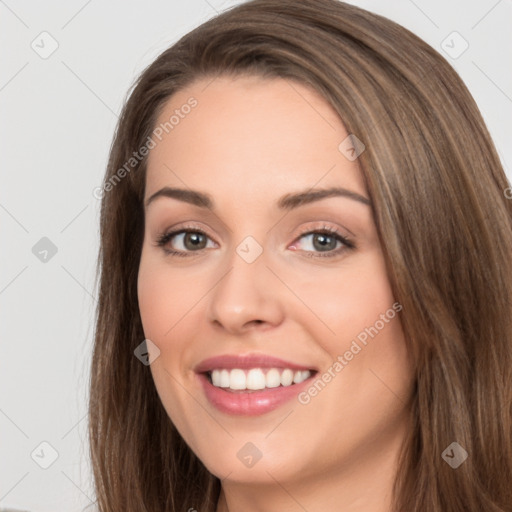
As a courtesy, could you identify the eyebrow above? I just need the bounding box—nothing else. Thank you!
[144,186,371,210]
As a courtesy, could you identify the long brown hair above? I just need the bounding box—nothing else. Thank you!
[88,0,512,510]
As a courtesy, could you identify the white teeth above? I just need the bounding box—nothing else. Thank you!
[246,368,266,390]
[208,367,312,391]
[219,369,230,388]
[211,369,221,387]
[229,369,246,390]
[293,370,310,384]
[212,369,230,387]
[281,368,294,386]
[265,368,281,388]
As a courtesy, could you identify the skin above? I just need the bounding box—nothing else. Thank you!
[137,74,415,511]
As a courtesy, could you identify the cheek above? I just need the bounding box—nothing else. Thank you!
[287,250,398,349]
[137,267,170,341]
[137,251,204,340]
[137,254,203,440]
[137,250,208,393]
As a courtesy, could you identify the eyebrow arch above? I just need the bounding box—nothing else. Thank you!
[144,186,371,210]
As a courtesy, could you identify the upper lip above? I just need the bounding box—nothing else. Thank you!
[194,353,317,373]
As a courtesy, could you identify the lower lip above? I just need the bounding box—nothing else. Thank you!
[197,372,316,416]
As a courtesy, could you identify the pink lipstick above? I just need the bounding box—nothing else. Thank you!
[195,353,317,416]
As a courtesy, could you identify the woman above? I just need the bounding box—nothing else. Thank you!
[88,0,512,510]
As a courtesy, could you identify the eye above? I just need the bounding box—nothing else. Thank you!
[290,225,355,258]
[154,224,355,258]
[154,226,216,257]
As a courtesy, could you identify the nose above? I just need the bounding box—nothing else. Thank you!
[206,246,285,335]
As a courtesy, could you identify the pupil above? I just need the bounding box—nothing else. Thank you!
[314,234,335,251]
[185,232,205,250]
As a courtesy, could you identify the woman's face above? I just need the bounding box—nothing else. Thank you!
[137,75,414,493]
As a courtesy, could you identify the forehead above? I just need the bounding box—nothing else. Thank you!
[145,75,367,205]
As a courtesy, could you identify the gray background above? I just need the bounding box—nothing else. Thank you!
[1,0,511,510]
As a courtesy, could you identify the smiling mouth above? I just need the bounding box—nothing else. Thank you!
[203,367,318,393]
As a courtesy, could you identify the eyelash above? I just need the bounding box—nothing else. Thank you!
[154,224,356,259]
